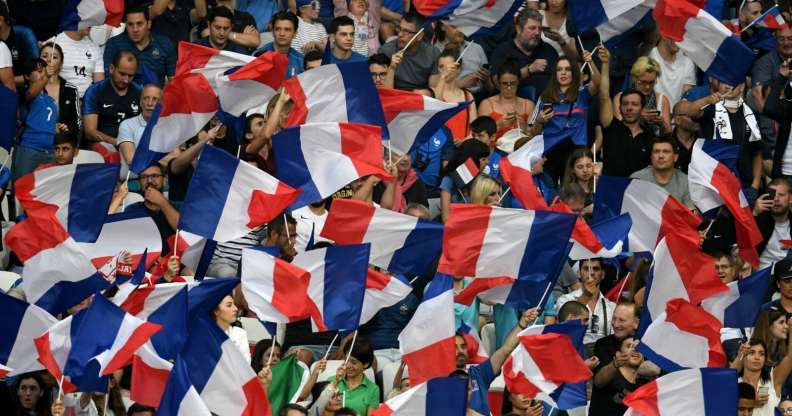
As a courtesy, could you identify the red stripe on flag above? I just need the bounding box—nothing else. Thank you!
[5,215,69,262]
[664,299,727,367]
[653,0,702,42]
[160,73,218,117]
[709,163,762,267]
[438,204,492,277]
[271,260,311,319]
[321,199,376,244]
[453,276,515,305]
[103,0,124,27]
[175,42,219,77]
[499,158,548,210]
[284,78,309,126]
[519,333,592,383]
[102,322,163,375]
[402,336,457,385]
[552,200,602,253]
[664,234,727,304]
[120,286,156,316]
[131,355,171,407]
[366,269,392,290]
[371,404,395,416]
[229,51,289,89]
[378,88,426,123]
[623,380,660,416]
[338,123,393,181]
[657,196,701,247]
[241,376,272,416]
[34,332,77,393]
[247,183,301,228]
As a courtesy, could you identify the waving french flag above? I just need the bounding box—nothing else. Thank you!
[360,269,413,325]
[175,42,253,83]
[16,163,119,242]
[6,216,110,315]
[500,138,549,210]
[653,0,753,86]
[293,244,371,332]
[593,176,701,253]
[371,377,468,416]
[131,342,174,408]
[702,267,772,328]
[417,0,523,37]
[0,293,58,377]
[131,73,218,173]
[283,62,387,133]
[321,199,443,276]
[751,5,789,30]
[458,321,488,364]
[454,275,563,310]
[179,146,300,242]
[60,0,124,31]
[439,204,576,281]
[158,316,270,416]
[116,282,189,360]
[399,274,457,385]
[624,368,737,416]
[216,51,288,116]
[165,231,217,280]
[272,122,392,209]
[639,234,728,336]
[379,88,468,155]
[77,210,162,271]
[689,139,762,267]
[567,0,645,34]
[240,247,311,324]
[597,2,655,46]
[451,158,480,188]
[568,214,632,260]
[637,298,726,372]
[35,295,162,393]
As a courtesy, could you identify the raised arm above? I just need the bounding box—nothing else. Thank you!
[597,46,613,128]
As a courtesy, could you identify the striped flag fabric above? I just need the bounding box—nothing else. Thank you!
[60,0,124,31]
[451,158,480,188]
[623,368,737,416]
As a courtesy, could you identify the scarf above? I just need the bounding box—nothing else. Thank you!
[714,98,760,142]
[393,169,419,213]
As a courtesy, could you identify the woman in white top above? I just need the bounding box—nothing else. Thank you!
[214,294,251,364]
[536,0,578,58]
[732,338,792,416]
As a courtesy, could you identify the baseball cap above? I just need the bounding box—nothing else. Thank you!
[774,258,792,281]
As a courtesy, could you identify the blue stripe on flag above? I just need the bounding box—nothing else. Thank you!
[725,268,771,328]
[322,244,370,330]
[148,287,189,360]
[130,103,166,174]
[702,368,739,415]
[338,62,389,138]
[518,211,577,281]
[0,293,31,361]
[69,163,120,242]
[178,146,238,240]
[707,34,754,87]
[37,273,111,316]
[0,86,16,151]
[426,377,468,413]
[180,316,226,393]
[567,0,609,33]
[387,219,444,276]
[271,126,322,210]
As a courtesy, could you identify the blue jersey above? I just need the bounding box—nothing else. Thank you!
[20,92,57,151]
[411,127,453,189]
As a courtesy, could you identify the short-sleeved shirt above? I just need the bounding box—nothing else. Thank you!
[125,201,176,251]
[435,40,488,93]
[411,127,454,190]
[291,16,327,55]
[630,167,693,208]
[117,114,148,176]
[326,375,380,416]
[0,41,11,68]
[51,32,105,97]
[20,91,58,151]
[379,39,439,91]
[468,359,497,415]
[489,39,558,99]
[601,119,653,177]
[255,43,303,79]
[103,33,176,86]
[83,79,142,138]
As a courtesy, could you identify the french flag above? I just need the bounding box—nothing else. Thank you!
[240,246,312,324]
[16,163,120,242]
[752,5,790,30]
[500,138,549,210]
[624,368,737,416]
[378,88,468,155]
[593,176,701,253]
[158,316,270,416]
[458,321,488,364]
[60,0,124,31]
[597,2,655,47]
[451,158,480,188]
[76,210,162,271]
[175,42,253,87]
[360,269,413,325]
[454,275,564,310]
[438,204,576,281]
[5,215,111,315]
[399,274,457,385]
[216,51,288,117]
[92,142,121,163]
[417,0,523,37]
[272,122,392,209]
[653,0,754,86]
[371,377,468,416]
[0,364,10,378]
[178,145,300,242]
[702,267,772,328]
[283,62,387,133]
[130,73,218,173]
[167,231,217,280]
[567,0,645,34]
[131,342,174,408]
[115,282,189,360]
[637,298,726,372]
[0,293,58,377]
[320,199,444,276]
[568,213,632,260]
[34,295,162,393]
[639,234,728,336]
[688,139,762,267]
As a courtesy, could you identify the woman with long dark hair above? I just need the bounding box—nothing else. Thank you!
[12,372,51,416]
[732,338,792,415]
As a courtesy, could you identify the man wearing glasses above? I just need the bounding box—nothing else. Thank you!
[377,11,439,91]
[556,258,616,346]
[127,164,180,251]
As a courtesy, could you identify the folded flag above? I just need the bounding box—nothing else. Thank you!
[499,137,549,210]
[267,354,310,414]
[321,198,443,276]
[6,215,111,315]
[750,5,789,31]
[702,267,772,328]
[179,145,300,242]
[175,41,253,81]
[283,62,387,134]
[372,377,468,416]
[439,204,576,281]
[35,295,162,393]
[0,86,17,150]
[60,0,124,31]
[272,122,392,209]
[688,139,762,267]
[240,247,311,324]
[653,0,753,86]
[131,342,174,407]
[158,315,271,416]
[639,234,728,336]
[623,368,737,416]
[76,210,162,271]
[0,293,58,376]
[216,51,288,116]
[16,163,120,242]
[360,269,413,325]
[399,274,457,385]
[597,2,655,47]
[130,73,218,173]
[568,213,632,260]
[458,321,488,364]
[378,88,468,155]
[116,281,189,360]
[637,298,726,372]
[593,176,701,253]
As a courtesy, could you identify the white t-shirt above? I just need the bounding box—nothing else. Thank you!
[557,289,616,345]
[291,16,328,55]
[291,205,331,253]
[227,325,251,364]
[649,47,697,110]
[0,41,11,68]
[760,219,791,268]
[50,32,104,97]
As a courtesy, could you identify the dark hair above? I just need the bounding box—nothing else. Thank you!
[125,5,150,20]
[22,58,45,77]
[579,258,603,270]
[54,131,78,148]
[742,339,772,382]
[515,7,543,29]
[252,339,282,373]
[738,382,756,400]
[13,372,51,415]
[541,56,581,104]
[471,116,497,136]
[304,49,323,67]
[40,42,64,62]
[620,88,646,108]
[752,309,788,364]
[559,181,587,204]
[402,10,425,29]
[769,177,792,193]
[279,404,309,416]
[497,59,522,81]
[439,46,460,62]
[142,162,166,175]
[245,113,266,135]
[558,300,588,322]
[270,11,299,31]
[342,336,374,367]
[335,409,357,416]
[442,139,490,177]
[267,212,296,238]
[127,403,156,416]
[651,135,677,154]
[208,6,234,24]
[561,147,594,190]
[711,251,734,264]
[112,49,138,67]
[628,258,652,302]
[330,15,355,34]
[368,52,391,67]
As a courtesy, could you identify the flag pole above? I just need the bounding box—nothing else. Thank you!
[498,187,511,204]
[283,213,291,240]
[343,330,358,366]
[400,28,425,53]
[266,339,277,366]
[322,333,340,362]
[455,41,473,64]
[102,380,110,416]
[173,229,181,257]
[57,375,64,401]
[592,142,597,193]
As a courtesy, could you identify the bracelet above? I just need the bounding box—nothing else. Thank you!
[518,321,527,329]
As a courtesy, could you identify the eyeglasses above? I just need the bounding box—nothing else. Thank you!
[781,408,792,415]
[635,79,656,86]
[399,26,418,36]
[500,81,518,87]
[371,72,387,79]
[139,173,164,181]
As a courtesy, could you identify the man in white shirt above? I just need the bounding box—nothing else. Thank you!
[117,84,162,178]
[49,28,104,97]
[292,198,331,253]
[649,36,696,110]
[556,258,617,346]
[0,40,13,90]
[755,178,792,268]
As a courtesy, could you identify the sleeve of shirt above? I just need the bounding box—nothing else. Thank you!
[19,27,40,64]
[473,360,497,388]
[82,83,99,115]
[0,42,11,68]
[94,43,105,74]
[117,119,134,144]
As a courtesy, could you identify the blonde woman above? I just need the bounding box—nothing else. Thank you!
[612,56,672,136]
[470,174,502,206]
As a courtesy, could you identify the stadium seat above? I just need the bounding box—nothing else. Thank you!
[481,322,496,355]
[74,150,105,164]
[0,270,21,292]
[240,316,272,345]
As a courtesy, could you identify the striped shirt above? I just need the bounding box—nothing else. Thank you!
[50,32,104,97]
[351,13,370,57]
[291,16,327,55]
[210,227,268,266]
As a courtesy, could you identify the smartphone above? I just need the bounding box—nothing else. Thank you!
[769,188,777,200]
[758,386,769,396]
[542,103,553,112]
[482,63,490,70]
